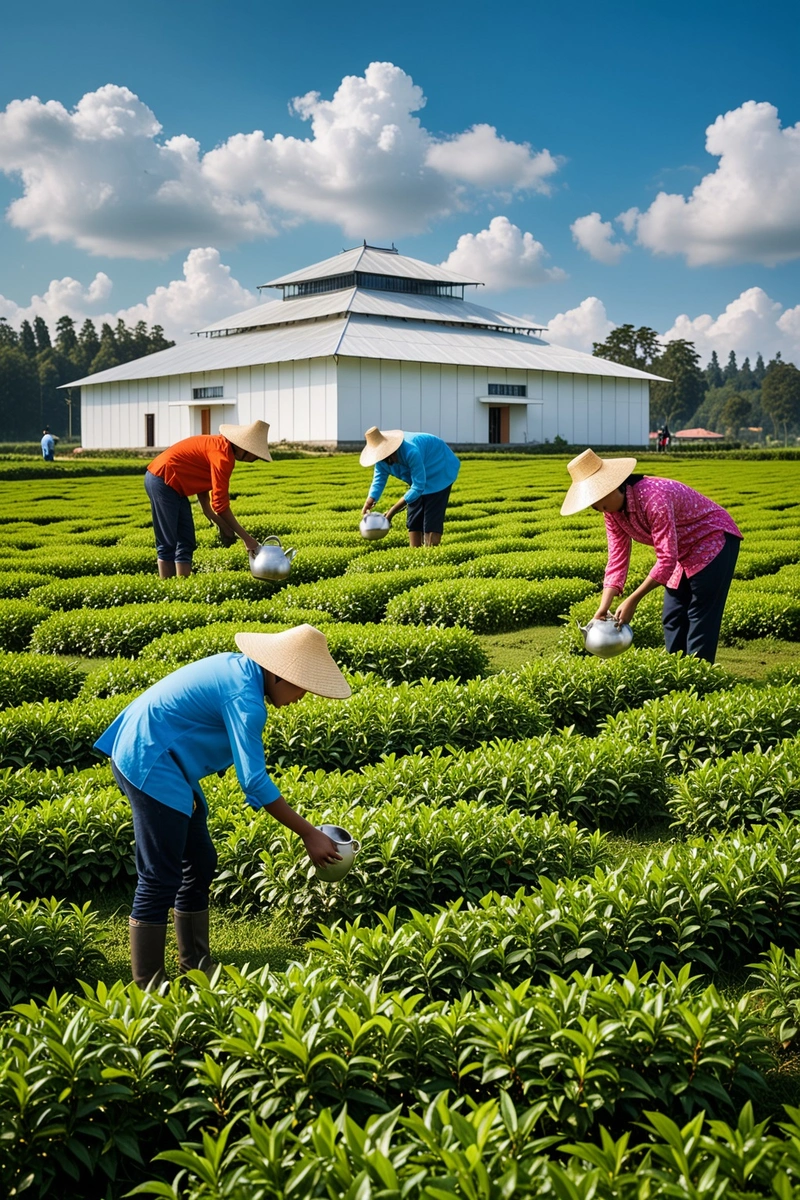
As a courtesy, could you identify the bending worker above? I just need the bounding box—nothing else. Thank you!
[145,419,271,577]
[94,624,351,989]
[560,449,742,662]
[360,426,460,546]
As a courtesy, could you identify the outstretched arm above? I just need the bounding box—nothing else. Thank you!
[263,796,342,868]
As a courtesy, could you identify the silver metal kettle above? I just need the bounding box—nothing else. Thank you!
[577,617,634,659]
[249,536,297,582]
[315,824,361,883]
[359,512,391,540]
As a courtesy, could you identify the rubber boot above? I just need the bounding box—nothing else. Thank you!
[173,908,219,979]
[129,919,169,990]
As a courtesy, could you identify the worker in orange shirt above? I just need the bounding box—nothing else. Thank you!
[145,420,271,577]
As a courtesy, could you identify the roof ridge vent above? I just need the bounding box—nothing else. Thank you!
[362,240,398,253]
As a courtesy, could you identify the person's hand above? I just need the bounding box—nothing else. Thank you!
[242,533,261,555]
[302,828,342,869]
[613,597,638,627]
[361,497,376,516]
[591,609,611,623]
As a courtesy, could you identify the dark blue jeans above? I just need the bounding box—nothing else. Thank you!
[144,469,197,563]
[662,533,741,662]
[112,762,218,923]
[406,485,452,535]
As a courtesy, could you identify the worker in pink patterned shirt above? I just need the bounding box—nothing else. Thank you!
[561,449,743,662]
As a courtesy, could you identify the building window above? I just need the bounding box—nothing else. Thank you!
[280,273,465,300]
[284,274,357,298]
[193,386,224,399]
[488,383,527,397]
[145,413,155,448]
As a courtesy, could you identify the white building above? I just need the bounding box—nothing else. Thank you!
[67,245,663,450]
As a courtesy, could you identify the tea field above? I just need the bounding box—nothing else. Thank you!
[2,451,800,1198]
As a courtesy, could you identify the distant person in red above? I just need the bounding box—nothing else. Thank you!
[145,420,271,578]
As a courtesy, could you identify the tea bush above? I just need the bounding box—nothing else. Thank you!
[460,549,607,581]
[603,684,800,772]
[0,651,84,709]
[345,544,477,572]
[0,763,114,807]
[81,657,175,698]
[13,546,157,577]
[386,576,596,633]
[0,599,52,650]
[29,571,278,610]
[669,737,800,834]
[274,567,461,623]
[0,894,103,1005]
[142,620,489,682]
[0,570,54,598]
[0,693,133,770]
[264,675,548,771]
[313,819,800,997]
[29,601,263,657]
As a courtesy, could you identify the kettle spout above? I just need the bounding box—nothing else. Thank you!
[576,620,590,636]
[285,547,297,563]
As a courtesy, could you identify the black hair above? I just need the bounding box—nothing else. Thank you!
[620,473,645,490]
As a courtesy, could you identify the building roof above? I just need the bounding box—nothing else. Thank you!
[263,244,480,288]
[65,314,667,388]
[675,428,725,439]
[196,287,541,336]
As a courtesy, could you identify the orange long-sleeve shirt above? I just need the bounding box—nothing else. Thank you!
[148,435,235,514]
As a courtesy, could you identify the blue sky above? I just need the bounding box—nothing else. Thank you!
[1,0,798,362]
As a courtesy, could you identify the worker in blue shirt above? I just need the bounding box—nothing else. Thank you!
[40,428,57,461]
[94,624,351,989]
[360,426,460,546]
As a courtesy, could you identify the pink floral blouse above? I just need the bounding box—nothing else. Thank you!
[603,477,743,593]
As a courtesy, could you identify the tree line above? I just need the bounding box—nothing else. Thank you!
[593,326,800,444]
[0,315,173,441]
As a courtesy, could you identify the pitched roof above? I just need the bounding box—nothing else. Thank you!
[65,314,667,388]
[263,244,480,287]
[196,287,540,335]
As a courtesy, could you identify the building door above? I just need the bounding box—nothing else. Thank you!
[145,413,155,448]
[200,407,211,436]
[488,405,510,444]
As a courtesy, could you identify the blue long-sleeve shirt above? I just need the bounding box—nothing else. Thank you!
[94,653,281,816]
[368,432,460,504]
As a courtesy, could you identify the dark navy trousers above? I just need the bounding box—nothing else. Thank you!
[144,469,197,563]
[662,533,741,662]
[112,762,218,923]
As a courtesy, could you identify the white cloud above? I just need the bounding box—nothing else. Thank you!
[628,101,800,266]
[0,248,256,341]
[439,216,566,289]
[0,65,563,257]
[662,286,800,362]
[570,212,629,264]
[426,123,559,193]
[541,296,614,352]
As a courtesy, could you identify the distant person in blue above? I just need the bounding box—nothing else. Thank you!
[360,426,461,546]
[94,624,351,990]
[40,428,57,461]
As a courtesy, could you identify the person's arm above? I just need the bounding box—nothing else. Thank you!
[221,693,340,866]
[364,462,390,513]
[613,575,662,626]
[385,497,407,522]
[593,516,631,620]
[216,506,260,555]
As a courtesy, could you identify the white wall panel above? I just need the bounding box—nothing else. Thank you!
[380,360,402,429]
[439,366,458,442]
[541,373,559,442]
[456,366,475,442]
[556,374,575,444]
[420,364,442,437]
[400,360,422,430]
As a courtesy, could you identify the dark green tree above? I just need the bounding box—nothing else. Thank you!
[54,315,79,360]
[0,345,38,438]
[19,320,36,358]
[719,392,751,439]
[147,324,173,354]
[650,339,706,429]
[593,324,661,370]
[723,350,738,382]
[33,315,51,352]
[761,362,800,445]
[77,320,100,374]
[705,350,724,389]
[754,353,766,384]
[89,323,120,374]
[737,357,756,391]
[0,318,18,347]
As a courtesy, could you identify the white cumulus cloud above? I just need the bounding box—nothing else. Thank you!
[570,212,629,264]
[628,100,800,266]
[662,286,800,362]
[0,64,563,257]
[0,248,256,341]
[439,216,566,289]
[541,296,614,351]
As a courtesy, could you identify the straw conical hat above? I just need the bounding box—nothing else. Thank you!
[219,419,272,462]
[560,449,637,516]
[360,426,404,467]
[235,624,351,699]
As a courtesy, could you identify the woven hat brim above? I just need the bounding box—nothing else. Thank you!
[235,630,352,699]
[219,424,272,462]
[560,457,637,516]
[360,429,404,467]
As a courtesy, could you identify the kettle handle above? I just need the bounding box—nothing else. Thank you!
[351,839,361,855]
[261,535,282,548]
